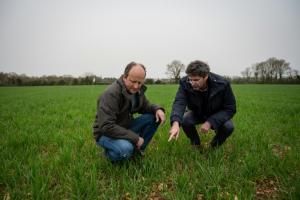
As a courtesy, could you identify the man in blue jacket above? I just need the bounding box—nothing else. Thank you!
[168,60,236,148]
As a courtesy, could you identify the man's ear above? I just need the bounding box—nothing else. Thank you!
[204,75,209,81]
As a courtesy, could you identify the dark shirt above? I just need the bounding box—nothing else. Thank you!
[198,89,209,119]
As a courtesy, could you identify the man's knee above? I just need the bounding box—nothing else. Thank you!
[142,113,156,122]
[182,112,197,127]
[140,113,158,126]
[117,141,134,159]
[221,120,234,135]
[107,140,134,161]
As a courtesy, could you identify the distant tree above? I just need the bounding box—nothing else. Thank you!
[61,75,74,85]
[81,72,96,85]
[165,60,185,83]
[254,62,266,82]
[72,78,79,85]
[0,72,8,86]
[242,57,297,83]
[286,67,294,79]
[277,60,290,80]
[241,67,251,80]
[264,57,289,80]
[294,70,300,80]
[101,77,116,84]
[145,78,154,84]
[154,79,162,84]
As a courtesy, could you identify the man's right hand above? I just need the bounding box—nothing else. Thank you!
[200,121,211,133]
[136,137,144,149]
[168,121,180,142]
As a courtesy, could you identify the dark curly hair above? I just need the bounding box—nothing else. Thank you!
[185,60,210,77]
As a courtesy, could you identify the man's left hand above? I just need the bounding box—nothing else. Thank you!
[155,109,166,125]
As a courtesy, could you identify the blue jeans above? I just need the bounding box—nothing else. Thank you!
[97,114,159,161]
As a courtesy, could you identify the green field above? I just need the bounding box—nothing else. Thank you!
[0,85,299,199]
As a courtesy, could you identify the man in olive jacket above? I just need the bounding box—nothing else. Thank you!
[93,62,165,161]
[168,60,236,148]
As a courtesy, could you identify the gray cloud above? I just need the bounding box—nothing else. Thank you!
[1,0,299,78]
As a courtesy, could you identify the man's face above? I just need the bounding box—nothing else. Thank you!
[123,65,145,94]
[187,75,208,91]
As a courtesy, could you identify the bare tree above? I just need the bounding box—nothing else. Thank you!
[166,60,185,83]
[265,57,287,80]
[293,69,299,80]
[265,57,276,80]
[241,67,252,80]
[81,72,96,85]
[250,57,291,82]
[255,61,267,82]
[278,60,290,80]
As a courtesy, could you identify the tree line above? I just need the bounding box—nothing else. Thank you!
[0,72,169,86]
[240,57,299,83]
[166,58,299,84]
[1,57,299,86]
[0,73,110,86]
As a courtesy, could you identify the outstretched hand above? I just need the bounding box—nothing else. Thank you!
[168,121,180,142]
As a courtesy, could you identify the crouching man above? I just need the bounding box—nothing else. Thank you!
[93,62,165,162]
[168,60,236,148]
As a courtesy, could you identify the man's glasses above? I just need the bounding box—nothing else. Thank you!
[187,78,202,83]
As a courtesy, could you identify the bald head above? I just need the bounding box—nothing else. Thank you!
[123,62,146,94]
[123,62,146,78]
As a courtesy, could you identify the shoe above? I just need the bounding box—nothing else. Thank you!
[132,149,145,159]
[191,144,201,149]
[136,149,145,157]
[190,139,201,146]
[210,139,222,148]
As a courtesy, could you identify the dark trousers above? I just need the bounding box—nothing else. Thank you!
[181,111,234,147]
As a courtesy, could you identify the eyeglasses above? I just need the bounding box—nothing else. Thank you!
[187,78,202,83]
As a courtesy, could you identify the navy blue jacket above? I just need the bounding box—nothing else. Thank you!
[170,73,236,129]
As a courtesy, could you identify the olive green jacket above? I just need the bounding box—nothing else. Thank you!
[93,76,163,144]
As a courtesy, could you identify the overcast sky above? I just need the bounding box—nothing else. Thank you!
[0,0,299,78]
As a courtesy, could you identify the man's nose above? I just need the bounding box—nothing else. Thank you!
[133,83,139,89]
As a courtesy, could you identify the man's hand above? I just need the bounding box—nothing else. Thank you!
[168,121,180,142]
[136,137,144,149]
[200,121,211,133]
[155,109,166,125]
